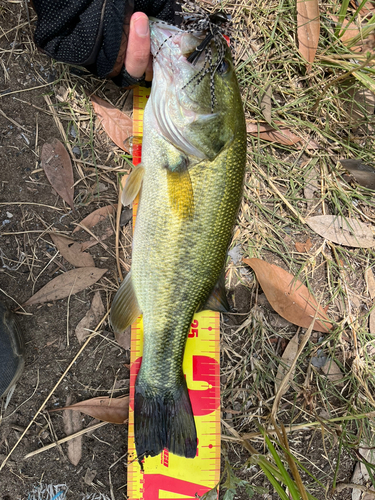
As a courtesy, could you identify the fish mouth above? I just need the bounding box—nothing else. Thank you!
[149,20,206,66]
[150,21,212,109]
[149,20,221,159]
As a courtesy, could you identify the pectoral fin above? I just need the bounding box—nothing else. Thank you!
[122,165,145,206]
[110,272,141,333]
[167,167,194,219]
[199,271,230,313]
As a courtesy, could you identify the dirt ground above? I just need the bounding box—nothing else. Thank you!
[0,4,132,499]
[0,2,366,500]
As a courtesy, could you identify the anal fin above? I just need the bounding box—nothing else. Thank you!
[122,165,145,206]
[110,271,141,333]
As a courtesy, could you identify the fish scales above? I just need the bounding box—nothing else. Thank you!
[111,19,246,460]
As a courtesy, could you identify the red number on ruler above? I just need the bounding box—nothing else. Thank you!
[188,319,199,338]
[188,356,220,416]
[143,474,212,499]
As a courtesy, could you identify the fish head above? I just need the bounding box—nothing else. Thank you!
[149,20,243,161]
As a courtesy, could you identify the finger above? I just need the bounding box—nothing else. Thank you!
[125,13,150,79]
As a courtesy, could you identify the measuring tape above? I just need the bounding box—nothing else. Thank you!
[127,86,221,500]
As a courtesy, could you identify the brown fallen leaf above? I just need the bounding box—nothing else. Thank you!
[84,468,97,486]
[63,395,82,466]
[351,442,375,500]
[50,233,94,268]
[295,238,312,253]
[91,95,132,153]
[365,268,375,300]
[41,138,74,210]
[51,396,129,424]
[275,332,299,395]
[243,258,332,332]
[306,215,375,248]
[297,0,320,72]
[340,81,375,129]
[370,310,375,335]
[339,159,375,191]
[350,0,375,15]
[73,205,114,233]
[115,326,131,350]
[75,291,105,343]
[321,358,344,386]
[329,15,361,51]
[246,121,302,146]
[24,267,107,306]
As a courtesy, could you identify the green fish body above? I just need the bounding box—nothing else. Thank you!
[110,20,246,459]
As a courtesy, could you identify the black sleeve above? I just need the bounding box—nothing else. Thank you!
[32,0,179,86]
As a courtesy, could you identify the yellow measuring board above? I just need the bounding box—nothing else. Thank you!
[127,86,220,500]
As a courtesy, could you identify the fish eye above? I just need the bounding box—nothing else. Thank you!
[218,58,230,74]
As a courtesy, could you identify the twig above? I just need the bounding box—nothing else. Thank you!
[271,315,317,420]
[221,418,258,455]
[66,277,78,347]
[24,420,110,459]
[116,175,128,282]
[256,168,306,224]
[0,109,31,132]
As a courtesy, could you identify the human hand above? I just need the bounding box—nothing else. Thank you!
[125,12,153,82]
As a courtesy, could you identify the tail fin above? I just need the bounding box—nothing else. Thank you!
[134,375,197,459]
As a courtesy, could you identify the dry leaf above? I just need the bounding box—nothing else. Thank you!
[52,396,129,424]
[115,326,131,350]
[91,95,132,152]
[339,159,375,191]
[24,267,107,306]
[246,121,302,146]
[329,15,361,50]
[365,268,375,299]
[73,205,114,233]
[41,138,74,210]
[351,442,375,500]
[63,396,82,466]
[340,82,375,129]
[306,215,375,248]
[295,238,312,253]
[84,469,97,486]
[75,291,105,343]
[260,85,272,124]
[275,333,299,395]
[243,258,332,332]
[50,233,94,267]
[297,0,320,71]
[350,0,375,15]
[321,358,344,385]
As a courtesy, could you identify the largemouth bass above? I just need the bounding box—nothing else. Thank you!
[110,19,246,459]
